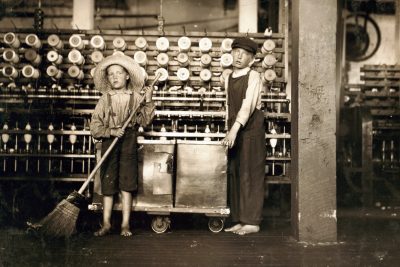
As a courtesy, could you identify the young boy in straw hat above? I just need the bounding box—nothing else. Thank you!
[222,37,266,235]
[90,53,155,237]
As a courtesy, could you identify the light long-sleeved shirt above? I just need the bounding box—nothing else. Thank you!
[90,89,155,139]
[225,67,263,127]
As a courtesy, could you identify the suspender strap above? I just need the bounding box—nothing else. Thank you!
[106,93,118,127]
[128,92,135,114]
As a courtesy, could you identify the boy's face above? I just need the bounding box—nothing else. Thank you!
[107,65,129,90]
[232,48,255,69]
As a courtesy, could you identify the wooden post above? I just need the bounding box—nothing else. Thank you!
[238,0,258,33]
[396,0,400,61]
[72,0,94,30]
[290,0,338,242]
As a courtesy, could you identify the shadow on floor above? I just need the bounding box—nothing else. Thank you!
[1,208,400,266]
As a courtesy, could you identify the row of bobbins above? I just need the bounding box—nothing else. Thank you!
[57,34,106,80]
[132,36,235,85]
[1,32,282,87]
[0,32,107,82]
[261,38,279,84]
[2,32,42,80]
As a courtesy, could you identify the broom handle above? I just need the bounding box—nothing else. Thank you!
[77,73,161,194]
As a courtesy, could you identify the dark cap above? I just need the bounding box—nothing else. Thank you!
[231,37,258,54]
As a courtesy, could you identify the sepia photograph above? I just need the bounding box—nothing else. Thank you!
[0,0,399,266]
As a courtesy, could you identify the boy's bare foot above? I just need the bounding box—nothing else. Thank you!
[234,224,260,235]
[224,223,242,232]
[120,227,132,237]
[94,225,111,237]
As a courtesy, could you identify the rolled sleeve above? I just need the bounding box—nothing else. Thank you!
[90,96,111,139]
[235,70,263,126]
[135,101,155,127]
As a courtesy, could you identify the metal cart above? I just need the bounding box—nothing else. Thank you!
[89,139,230,233]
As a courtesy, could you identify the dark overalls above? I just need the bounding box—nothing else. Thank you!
[227,72,266,225]
[100,93,138,195]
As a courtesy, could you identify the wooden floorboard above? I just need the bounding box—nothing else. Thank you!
[1,212,400,266]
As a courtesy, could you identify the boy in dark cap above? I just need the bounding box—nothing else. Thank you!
[222,37,266,235]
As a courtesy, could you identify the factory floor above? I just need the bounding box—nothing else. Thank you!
[1,207,400,266]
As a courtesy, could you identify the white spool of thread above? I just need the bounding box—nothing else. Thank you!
[2,65,19,79]
[262,69,277,83]
[200,54,212,67]
[3,32,20,48]
[156,37,169,52]
[47,50,63,64]
[220,53,233,68]
[24,49,42,66]
[199,37,212,53]
[160,124,167,141]
[68,49,85,65]
[262,54,277,68]
[156,52,169,67]
[135,37,148,51]
[47,34,64,50]
[69,123,77,153]
[220,38,233,53]
[90,35,106,50]
[113,37,127,51]
[46,65,63,79]
[1,123,10,150]
[3,49,19,64]
[176,68,190,82]
[134,51,148,67]
[199,69,212,82]
[68,65,84,80]
[25,34,42,49]
[24,123,32,151]
[261,39,276,54]
[176,53,189,67]
[155,68,169,82]
[178,36,191,52]
[47,123,55,150]
[69,34,85,50]
[22,65,40,79]
[269,128,278,155]
[90,50,104,64]
[204,125,211,141]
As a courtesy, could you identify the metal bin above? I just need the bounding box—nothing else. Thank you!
[175,140,227,208]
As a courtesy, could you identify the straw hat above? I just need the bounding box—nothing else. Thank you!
[93,54,145,94]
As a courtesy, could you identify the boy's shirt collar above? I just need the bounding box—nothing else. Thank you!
[108,89,132,95]
[232,67,250,78]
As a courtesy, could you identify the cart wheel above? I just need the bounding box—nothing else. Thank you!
[151,216,170,234]
[208,217,225,233]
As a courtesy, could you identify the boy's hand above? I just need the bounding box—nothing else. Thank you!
[221,122,241,149]
[145,86,154,103]
[111,127,125,138]
[222,130,237,149]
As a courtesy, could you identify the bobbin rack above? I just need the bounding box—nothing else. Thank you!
[0,28,290,186]
[341,64,399,205]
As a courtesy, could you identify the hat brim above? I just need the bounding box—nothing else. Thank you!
[93,54,145,94]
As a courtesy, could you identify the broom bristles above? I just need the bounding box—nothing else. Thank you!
[40,199,80,238]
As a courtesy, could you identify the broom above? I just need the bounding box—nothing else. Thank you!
[37,73,161,237]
